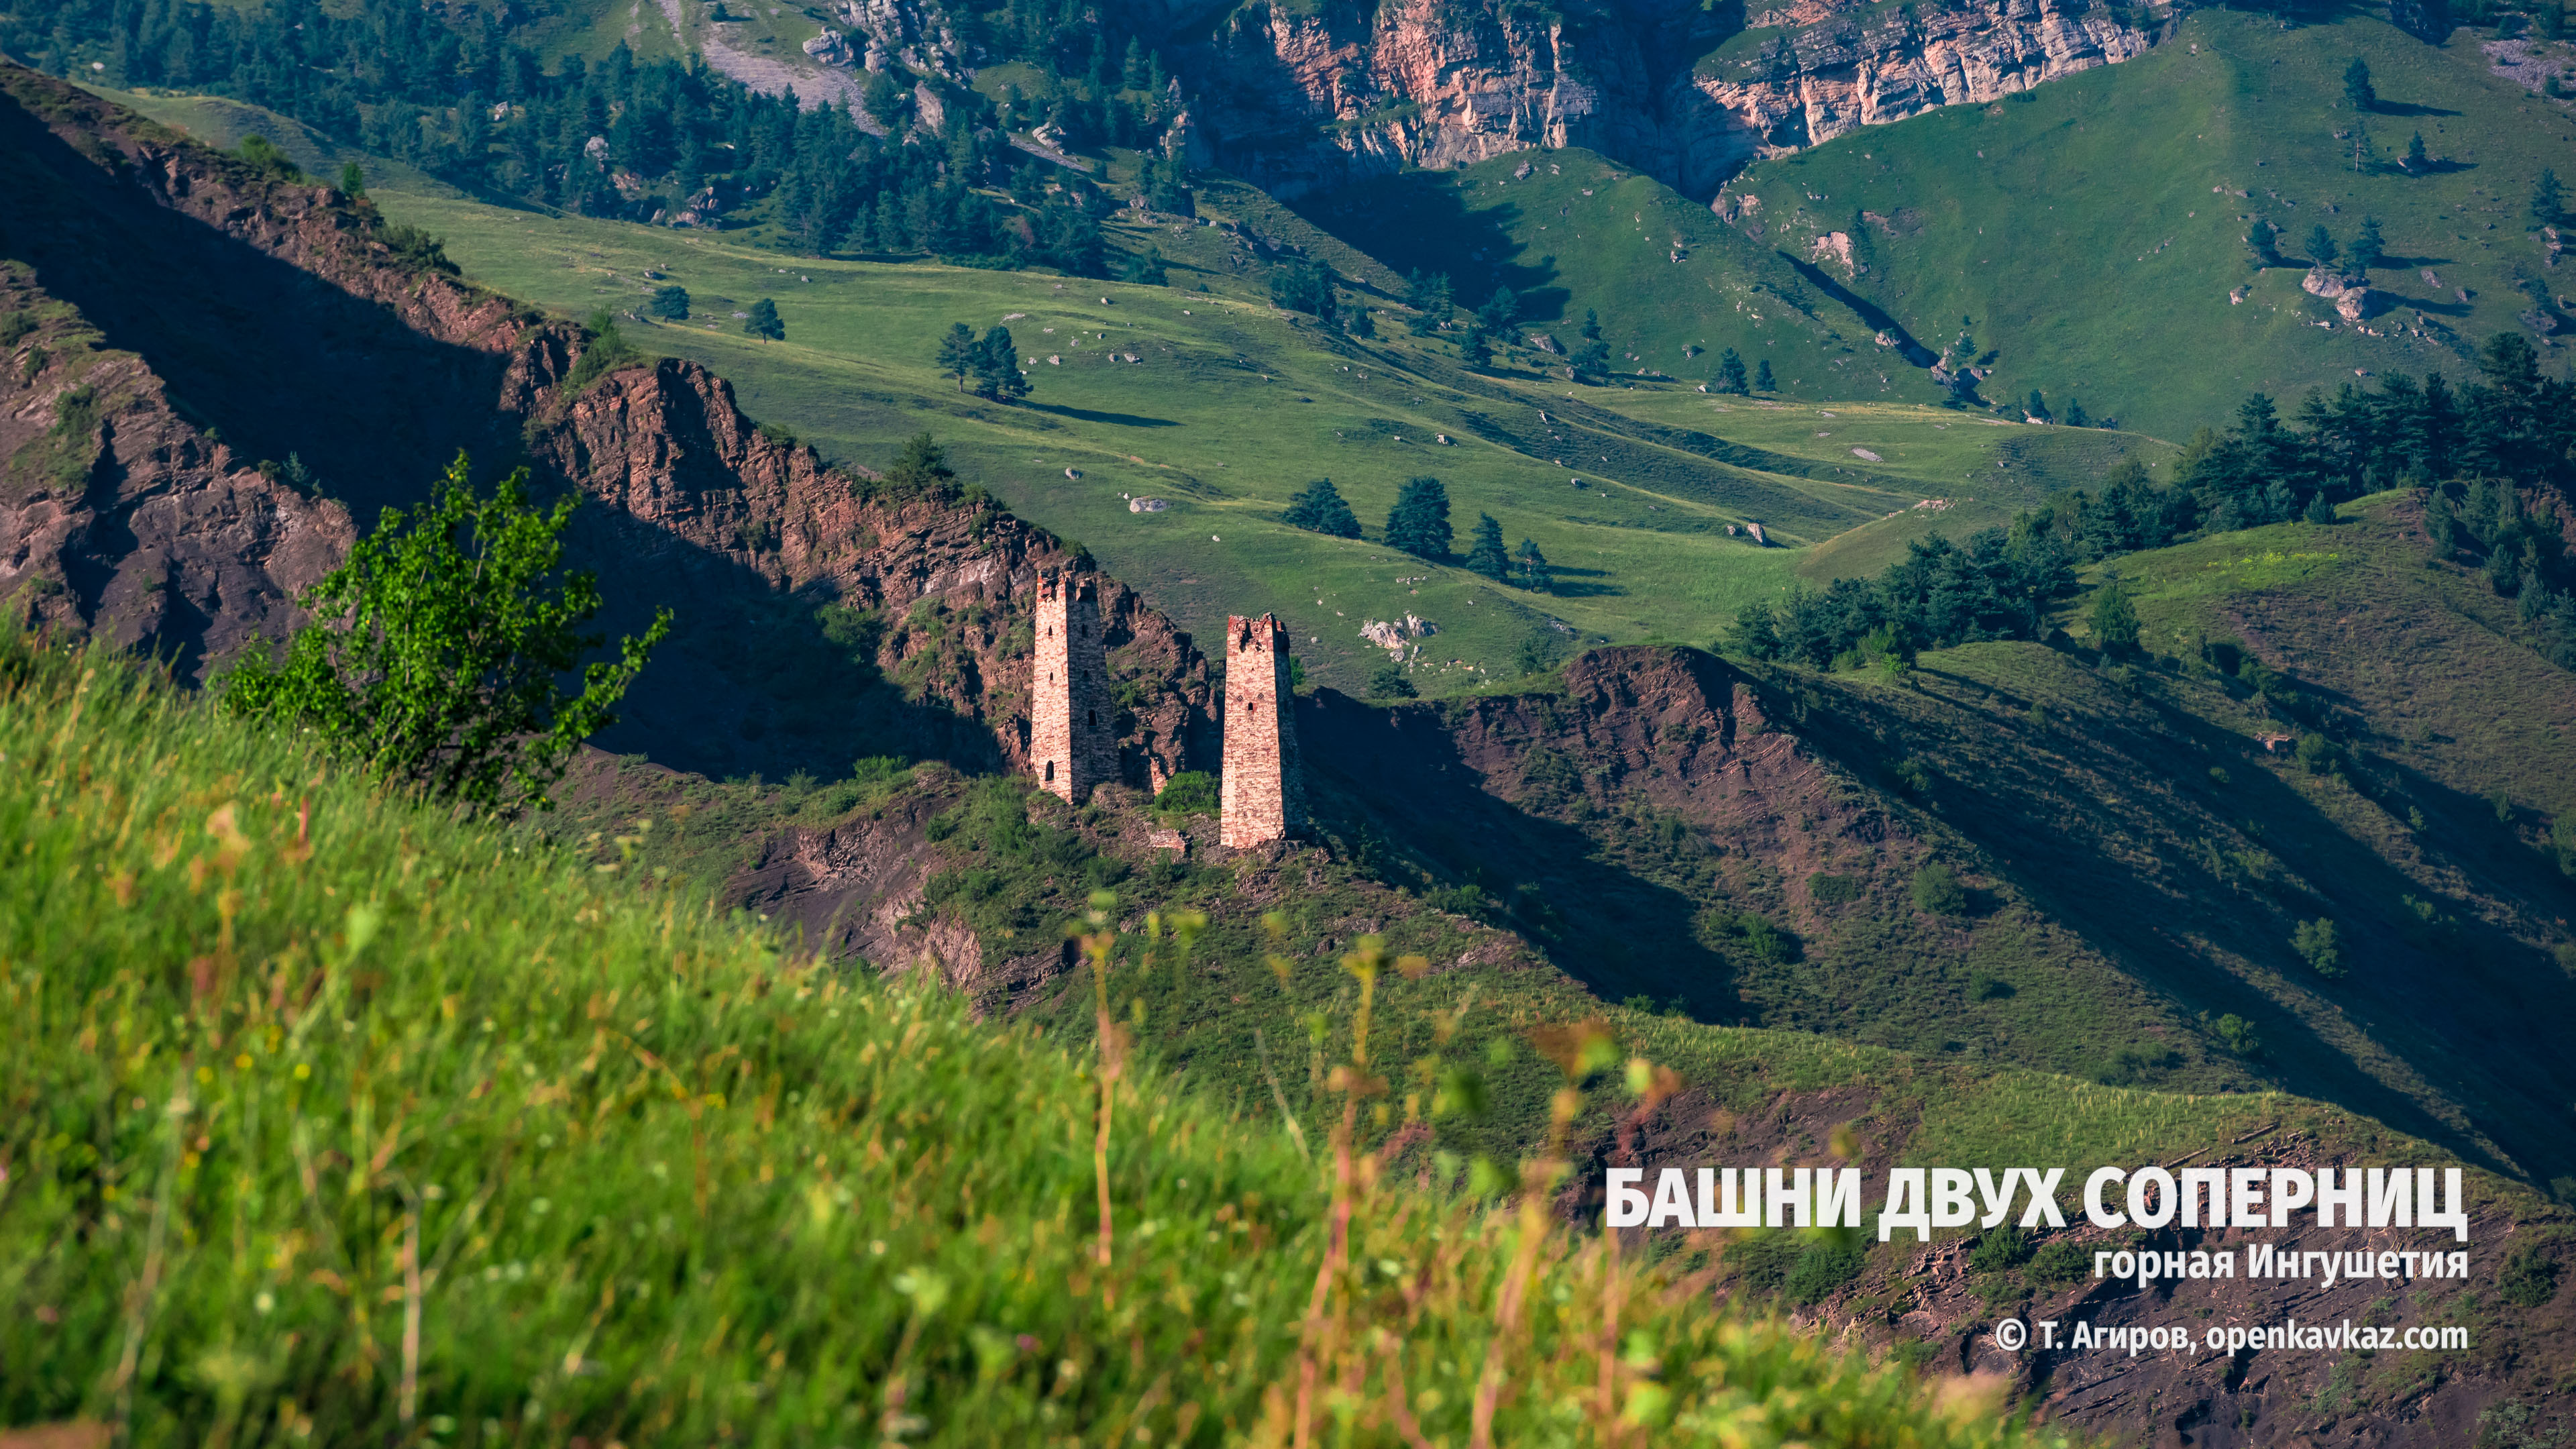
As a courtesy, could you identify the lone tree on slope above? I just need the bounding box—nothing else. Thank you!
[1283,478,1362,538]
[745,298,784,341]
[1385,476,1453,560]
[1465,513,1511,582]
[2343,56,2376,111]
[937,323,979,390]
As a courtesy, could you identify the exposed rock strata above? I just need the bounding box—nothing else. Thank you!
[1183,0,2153,198]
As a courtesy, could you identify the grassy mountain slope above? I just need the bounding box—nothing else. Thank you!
[0,630,2112,1447]
[1764,492,2576,1190]
[1703,8,2576,439]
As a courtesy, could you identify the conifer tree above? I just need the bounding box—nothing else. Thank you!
[1461,323,1492,368]
[973,325,1028,402]
[2536,169,2565,223]
[649,285,690,321]
[2304,224,2338,269]
[2406,131,2428,170]
[2349,215,2385,272]
[936,322,978,390]
[2343,56,2375,111]
[2026,389,2050,421]
[1385,477,1452,560]
[1515,537,1553,592]
[1717,347,1749,394]
[1466,513,1511,581]
[1755,358,1776,391]
[1283,478,1362,538]
[745,298,784,341]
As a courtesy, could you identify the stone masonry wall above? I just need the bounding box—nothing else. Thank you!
[1219,612,1307,847]
[1031,572,1116,802]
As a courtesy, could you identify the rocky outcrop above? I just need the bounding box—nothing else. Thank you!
[1686,0,2152,191]
[1180,0,2153,199]
[0,64,1212,788]
[2302,266,2387,321]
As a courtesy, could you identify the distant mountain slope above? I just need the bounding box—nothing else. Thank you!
[1709,8,2576,438]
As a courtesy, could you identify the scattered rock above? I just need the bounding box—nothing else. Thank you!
[1129,496,1167,513]
[1850,447,1882,461]
[1064,468,1081,479]
[2229,285,2250,305]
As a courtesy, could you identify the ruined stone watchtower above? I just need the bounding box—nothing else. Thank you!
[1219,612,1306,848]
[1031,572,1115,803]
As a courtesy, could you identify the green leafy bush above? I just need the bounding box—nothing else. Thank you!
[221,451,669,814]
[1969,1225,2035,1275]
[1911,863,1968,915]
[2499,1244,2561,1307]
[2294,917,2345,977]
[1152,769,1218,819]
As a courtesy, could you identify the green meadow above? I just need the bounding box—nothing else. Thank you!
[1717,8,2576,439]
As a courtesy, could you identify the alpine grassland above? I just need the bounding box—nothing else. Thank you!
[1713,8,2576,439]
[0,627,2106,1446]
[70,83,2165,700]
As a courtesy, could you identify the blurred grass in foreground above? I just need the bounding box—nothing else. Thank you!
[0,628,2064,1447]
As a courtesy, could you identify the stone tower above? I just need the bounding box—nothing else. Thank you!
[1220,612,1307,847]
[1031,572,1115,803]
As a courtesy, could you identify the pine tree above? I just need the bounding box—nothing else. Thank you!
[936,322,978,390]
[1754,358,1776,391]
[1283,478,1362,538]
[1119,245,1168,285]
[2349,215,2385,272]
[1350,307,1375,339]
[1717,347,1749,394]
[2026,388,2050,421]
[1477,286,1520,331]
[2304,224,2338,269]
[2064,396,2090,427]
[2343,56,2375,111]
[883,431,957,492]
[649,284,690,320]
[1405,270,1452,334]
[1465,513,1510,581]
[744,298,784,341]
[1515,537,1552,592]
[2090,581,2139,653]
[2406,131,2428,170]
[2303,492,2339,525]
[2247,223,2283,267]
[1385,476,1452,560]
[2536,168,2565,223]
[1461,323,1492,368]
[338,160,367,199]
[973,325,1028,402]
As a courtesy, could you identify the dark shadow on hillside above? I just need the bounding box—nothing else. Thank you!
[2,85,1010,786]
[1776,253,1939,367]
[1299,684,1742,1020]
[1024,402,1180,427]
[1285,174,1565,320]
[1786,657,2575,1187]
[0,99,530,529]
[2371,101,2463,117]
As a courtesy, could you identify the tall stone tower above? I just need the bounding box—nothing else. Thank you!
[1220,612,1307,847]
[1030,572,1115,803]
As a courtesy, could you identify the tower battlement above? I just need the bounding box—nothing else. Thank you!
[1219,612,1305,847]
[1031,572,1114,803]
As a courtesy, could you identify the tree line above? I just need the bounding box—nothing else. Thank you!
[1283,476,1552,592]
[1732,331,2576,671]
[7,0,1191,272]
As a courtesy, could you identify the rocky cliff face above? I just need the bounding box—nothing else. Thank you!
[1181,0,2152,199]
[0,64,1210,788]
